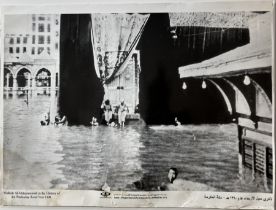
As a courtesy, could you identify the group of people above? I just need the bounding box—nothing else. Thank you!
[41,99,128,127]
[40,112,67,126]
[97,99,129,128]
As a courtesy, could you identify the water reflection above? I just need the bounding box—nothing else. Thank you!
[3,95,272,192]
[56,125,143,190]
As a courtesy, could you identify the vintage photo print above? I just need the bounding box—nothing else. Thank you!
[1,2,274,208]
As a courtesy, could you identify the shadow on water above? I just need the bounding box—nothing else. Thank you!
[134,125,272,192]
[3,96,272,192]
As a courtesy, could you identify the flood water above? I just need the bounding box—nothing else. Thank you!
[3,95,272,192]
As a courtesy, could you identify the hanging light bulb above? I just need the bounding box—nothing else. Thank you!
[170,27,176,34]
[182,82,187,90]
[202,80,207,89]
[243,75,251,85]
[172,34,178,39]
[170,27,177,39]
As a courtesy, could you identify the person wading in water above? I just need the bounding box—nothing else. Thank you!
[102,99,113,125]
[118,100,128,128]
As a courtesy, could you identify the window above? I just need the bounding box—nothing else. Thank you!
[9,38,14,44]
[23,37,28,44]
[16,47,20,53]
[47,47,50,55]
[38,35,44,44]
[9,47,13,53]
[32,15,36,21]
[55,19,59,25]
[38,23,45,32]
[32,23,36,32]
[32,35,36,44]
[38,47,44,54]
[16,37,20,44]
[31,47,35,55]
[55,43,58,50]
[23,47,27,53]
[47,36,51,44]
[38,16,45,21]
[47,24,51,32]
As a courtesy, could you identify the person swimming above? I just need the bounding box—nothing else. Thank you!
[109,121,117,127]
[159,167,217,191]
[40,112,50,126]
[90,117,99,126]
[175,117,181,126]
[54,115,67,126]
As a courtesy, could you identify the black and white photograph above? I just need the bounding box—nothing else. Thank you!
[1,3,274,207]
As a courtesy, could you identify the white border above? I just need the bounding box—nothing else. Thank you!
[1,1,274,14]
[0,1,275,208]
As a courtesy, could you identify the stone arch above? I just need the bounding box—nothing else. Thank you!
[14,66,33,78]
[4,67,13,76]
[33,67,54,79]
[16,67,32,87]
[35,68,51,87]
[223,78,251,116]
[207,79,233,115]
[4,68,14,87]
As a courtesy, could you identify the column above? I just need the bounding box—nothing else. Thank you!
[132,56,136,114]
[12,77,17,94]
[32,77,36,96]
[4,74,10,97]
[6,73,10,88]
[27,73,31,92]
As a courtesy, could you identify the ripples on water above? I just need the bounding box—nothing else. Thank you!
[3,95,272,192]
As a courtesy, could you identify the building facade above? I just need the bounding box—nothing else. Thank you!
[4,14,60,95]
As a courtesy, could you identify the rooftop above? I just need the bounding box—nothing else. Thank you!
[179,12,272,78]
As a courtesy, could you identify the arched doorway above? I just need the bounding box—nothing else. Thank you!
[16,68,31,88]
[4,68,13,87]
[35,68,51,87]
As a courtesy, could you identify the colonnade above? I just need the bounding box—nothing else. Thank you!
[4,66,58,96]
